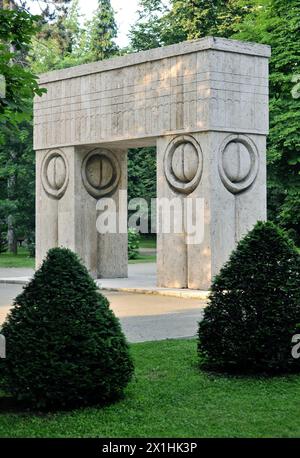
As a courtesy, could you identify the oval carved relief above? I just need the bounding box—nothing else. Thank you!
[218,135,259,194]
[41,149,69,199]
[82,149,120,198]
[164,135,203,194]
[47,155,67,190]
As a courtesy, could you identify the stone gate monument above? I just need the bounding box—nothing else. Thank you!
[34,37,270,290]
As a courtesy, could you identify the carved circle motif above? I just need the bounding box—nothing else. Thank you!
[164,135,203,194]
[41,149,69,199]
[82,149,120,198]
[218,135,259,194]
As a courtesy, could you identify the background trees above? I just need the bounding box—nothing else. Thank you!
[234,0,300,243]
[0,0,119,253]
[129,0,300,244]
[89,0,118,61]
[0,0,299,252]
[0,6,44,252]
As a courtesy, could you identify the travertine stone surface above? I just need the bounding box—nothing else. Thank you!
[34,36,270,288]
[96,149,128,278]
[34,37,270,151]
[157,131,266,290]
[36,146,127,278]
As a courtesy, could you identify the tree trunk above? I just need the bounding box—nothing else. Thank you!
[7,215,17,254]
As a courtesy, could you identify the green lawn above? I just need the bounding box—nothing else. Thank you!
[139,235,156,249]
[0,339,299,438]
[0,249,35,269]
[0,251,155,268]
[129,254,156,264]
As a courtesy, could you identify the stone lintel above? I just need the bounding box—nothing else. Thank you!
[38,37,271,85]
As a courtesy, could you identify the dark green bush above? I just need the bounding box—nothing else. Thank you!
[0,248,134,409]
[128,228,140,260]
[198,221,300,374]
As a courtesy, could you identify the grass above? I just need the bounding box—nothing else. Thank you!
[139,235,156,249]
[0,339,300,438]
[0,248,35,269]
[129,254,156,264]
[0,250,155,268]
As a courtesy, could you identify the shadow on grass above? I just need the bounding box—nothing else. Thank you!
[0,395,33,415]
[0,390,126,416]
[194,355,300,381]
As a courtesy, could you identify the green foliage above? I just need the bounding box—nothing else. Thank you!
[0,9,44,134]
[29,0,119,71]
[0,0,119,247]
[0,121,36,240]
[233,0,300,244]
[128,147,156,204]
[13,0,72,20]
[2,339,300,438]
[0,247,134,409]
[89,0,118,61]
[129,0,250,51]
[198,221,300,374]
[130,0,300,244]
[28,0,88,73]
[129,0,169,51]
[0,2,84,250]
[0,7,44,252]
[128,228,140,260]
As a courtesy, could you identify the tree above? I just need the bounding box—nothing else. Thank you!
[0,2,77,253]
[198,221,300,374]
[0,6,44,252]
[128,147,156,206]
[0,247,134,409]
[127,147,156,233]
[0,121,36,244]
[129,0,170,51]
[128,0,253,217]
[232,0,300,244]
[1,0,72,20]
[0,8,42,129]
[130,1,300,244]
[28,0,87,73]
[89,0,118,61]
[129,0,250,51]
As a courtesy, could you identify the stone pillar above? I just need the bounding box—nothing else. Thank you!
[36,146,128,278]
[157,131,266,290]
[36,147,73,270]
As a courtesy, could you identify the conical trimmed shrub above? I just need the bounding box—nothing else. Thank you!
[198,221,300,374]
[0,248,134,409]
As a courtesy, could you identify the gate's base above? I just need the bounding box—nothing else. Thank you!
[96,263,209,299]
[0,263,209,299]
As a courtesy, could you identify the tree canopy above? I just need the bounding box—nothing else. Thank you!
[129,0,300,244]
[0,0,299,251]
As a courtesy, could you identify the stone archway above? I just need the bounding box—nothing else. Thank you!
[34,37,270,290]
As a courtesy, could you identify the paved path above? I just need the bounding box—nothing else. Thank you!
[0,284,206,342]
[0,264,209,299]
[0,268,33,278]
